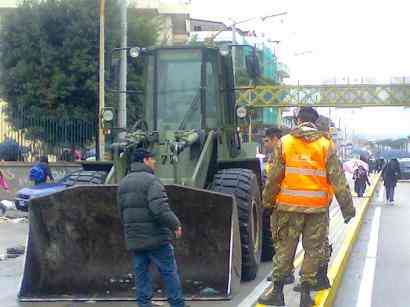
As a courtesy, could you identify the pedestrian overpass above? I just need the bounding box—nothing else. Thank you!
[237,83,410,107]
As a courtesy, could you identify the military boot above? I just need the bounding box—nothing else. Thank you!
[314,264,331,290]
[267,272,295,284]
[294,264,331,292]
[299,283,314,307]
[258,281,285,306]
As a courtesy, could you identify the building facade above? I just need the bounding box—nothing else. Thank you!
[133,0,191,45]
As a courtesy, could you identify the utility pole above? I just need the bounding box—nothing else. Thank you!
[97,0,106,160]
[118,0,127,136]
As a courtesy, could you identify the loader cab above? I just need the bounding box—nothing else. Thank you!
[141,45,260,145]
[107,45,260,183]
[143,47,219,132]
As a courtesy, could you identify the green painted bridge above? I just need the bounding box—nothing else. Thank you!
[237,84,410,108]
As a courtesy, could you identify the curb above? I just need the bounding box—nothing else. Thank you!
[313,173,381,307]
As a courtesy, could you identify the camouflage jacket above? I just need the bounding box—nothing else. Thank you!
[263,123,355,220]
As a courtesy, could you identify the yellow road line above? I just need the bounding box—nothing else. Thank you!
[313,174,381,307]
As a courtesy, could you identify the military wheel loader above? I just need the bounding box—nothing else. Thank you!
[19,45,274,301]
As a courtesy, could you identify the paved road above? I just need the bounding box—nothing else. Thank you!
[334,180,410,307]
[0,175,376,307]
[0,221,28,307]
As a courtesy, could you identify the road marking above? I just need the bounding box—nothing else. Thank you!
[355,206,381,307]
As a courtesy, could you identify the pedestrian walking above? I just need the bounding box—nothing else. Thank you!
[353,165,370,197]
[258,107,355,307]
[376,158,385,173]
[29,156,54,185]
[382,159,401,205]
[117,148,188,307]
[368,158,376,174]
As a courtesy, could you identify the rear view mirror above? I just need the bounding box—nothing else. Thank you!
[246,55,260,79]
[245,54,261,79]
[231,45,260,89]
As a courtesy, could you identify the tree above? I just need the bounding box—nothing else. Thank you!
[0,0,162,147]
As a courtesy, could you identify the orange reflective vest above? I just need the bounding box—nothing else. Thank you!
[277,134,332,209]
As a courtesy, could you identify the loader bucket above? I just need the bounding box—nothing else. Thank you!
[18,184,241,301]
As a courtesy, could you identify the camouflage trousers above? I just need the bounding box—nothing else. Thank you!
[271,211,328,286]
[319,209,332,266]
[271,209,332,266]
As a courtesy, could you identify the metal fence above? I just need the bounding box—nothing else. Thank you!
[0,105,97,162]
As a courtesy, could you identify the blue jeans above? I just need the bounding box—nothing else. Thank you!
[133,243,185,307]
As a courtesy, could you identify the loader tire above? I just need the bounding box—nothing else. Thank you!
[62,170,107,186]
[261,209,275,261]
[211,168,262,281]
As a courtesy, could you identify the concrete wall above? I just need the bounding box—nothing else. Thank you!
[0,162,81,200]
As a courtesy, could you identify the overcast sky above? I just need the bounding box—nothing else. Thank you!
[185,0,410,139]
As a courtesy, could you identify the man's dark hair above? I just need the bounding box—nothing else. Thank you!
[132,148,153,163]
[39,155,48,163]
[265,127,282,139]
[297,107,319,124]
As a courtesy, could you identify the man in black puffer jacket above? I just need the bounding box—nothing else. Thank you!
[118,148,187,307]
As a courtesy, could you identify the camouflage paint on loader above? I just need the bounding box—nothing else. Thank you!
[19,45,273,301]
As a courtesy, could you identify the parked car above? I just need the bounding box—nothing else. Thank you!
[15,183,66,212]
[14,170,107,212]
[398,158,410,180]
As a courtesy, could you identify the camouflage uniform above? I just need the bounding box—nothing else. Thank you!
[263,123,355,286]
[319,137,332,269]
[272,211,328,284]
[317,123,333,268]
[320,202,332,267]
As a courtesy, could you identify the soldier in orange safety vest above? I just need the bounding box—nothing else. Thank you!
[258,107,356,307]
[293,115,335,293]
